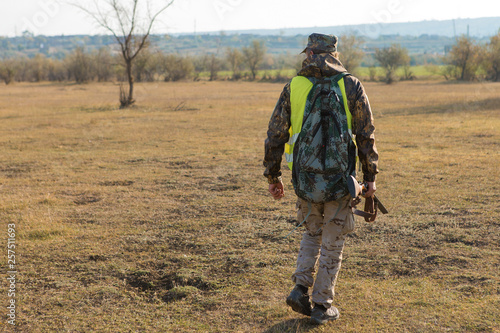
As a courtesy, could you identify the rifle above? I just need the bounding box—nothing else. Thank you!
[347,175,388,222]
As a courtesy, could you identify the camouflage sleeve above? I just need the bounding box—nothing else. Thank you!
[263,83,292,184]
[345,76,379,182]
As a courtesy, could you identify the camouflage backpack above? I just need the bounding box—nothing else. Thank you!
[291,73,356,203]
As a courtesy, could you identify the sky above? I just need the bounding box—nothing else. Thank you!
[1,0,500,37]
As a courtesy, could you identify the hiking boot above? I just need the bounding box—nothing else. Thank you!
[286,285,312,316]
[310,304,340,325]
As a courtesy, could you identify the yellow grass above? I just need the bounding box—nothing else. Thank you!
[0,79,499,332]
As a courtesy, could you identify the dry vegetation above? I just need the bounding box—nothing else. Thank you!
[0,79,499,332]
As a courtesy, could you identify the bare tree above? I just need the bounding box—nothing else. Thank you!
[207,54,222,81]
[338,33,365,74]
[242,40,266,81]
[226,47,243,80]
[75,0,173,107]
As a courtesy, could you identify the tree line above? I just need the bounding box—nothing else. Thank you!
[373,32,500,83]
[443,34,500,81]
[0,32,499,86]
[0,41,302,85]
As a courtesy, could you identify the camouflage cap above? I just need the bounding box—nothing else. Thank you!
[301,33,338,54]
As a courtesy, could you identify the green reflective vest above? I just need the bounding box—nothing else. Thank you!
[285,75,354,170]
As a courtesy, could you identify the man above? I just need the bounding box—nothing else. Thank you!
[263,33,379,325]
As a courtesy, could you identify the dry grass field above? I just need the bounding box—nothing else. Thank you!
[0,78,499,332]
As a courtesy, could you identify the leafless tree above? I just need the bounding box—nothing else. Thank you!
[207,54,222,81]
[74,0,173,107]
[242,40,266,81]
[339,32,365,74]
[226,47,243,80]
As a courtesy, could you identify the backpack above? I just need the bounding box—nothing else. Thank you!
[291,73,356,203]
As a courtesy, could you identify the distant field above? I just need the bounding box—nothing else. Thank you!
[355,65,444,80]
[0,79,499,332]
[198,65,445,81]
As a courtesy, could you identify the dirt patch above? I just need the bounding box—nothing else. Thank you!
[0,162,33,177]
[125,265,218,304]
[99,180,134,186]
[74,193,102,205]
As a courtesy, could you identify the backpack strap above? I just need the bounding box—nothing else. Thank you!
[334,72,354,141]
[331,72,351,83]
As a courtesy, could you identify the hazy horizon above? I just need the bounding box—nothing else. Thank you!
[2,0,500,37]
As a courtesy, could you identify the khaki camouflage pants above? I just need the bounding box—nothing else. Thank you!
[292,197,355,308]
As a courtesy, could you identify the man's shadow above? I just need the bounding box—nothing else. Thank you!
[263,318,318,333]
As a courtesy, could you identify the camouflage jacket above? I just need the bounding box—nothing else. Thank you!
[263,53,379,184]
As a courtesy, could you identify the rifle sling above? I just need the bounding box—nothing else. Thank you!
[353,197,378,222]
[353,209,374,219]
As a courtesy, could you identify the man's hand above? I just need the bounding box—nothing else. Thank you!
[268,181,285,200]
[364,181,376,198]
